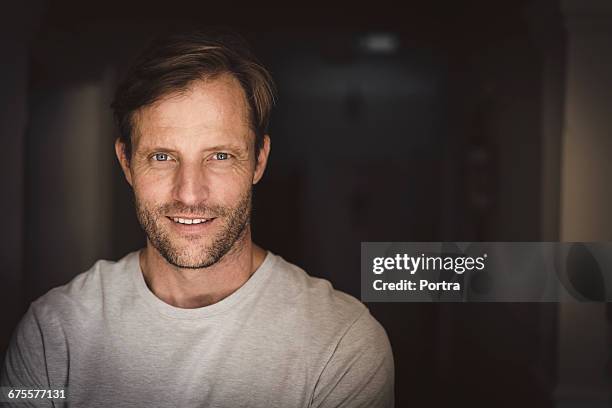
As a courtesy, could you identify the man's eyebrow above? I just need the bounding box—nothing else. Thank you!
[135,146,179,155]
[204,144,248,152]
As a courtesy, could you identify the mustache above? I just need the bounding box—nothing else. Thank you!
[156,201,230,217]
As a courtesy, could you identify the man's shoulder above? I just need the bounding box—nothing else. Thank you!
[30,251,138,320]
[265,253,392,387]
[266,253,372,333]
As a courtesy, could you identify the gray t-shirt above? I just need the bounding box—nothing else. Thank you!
[1,251,394,407]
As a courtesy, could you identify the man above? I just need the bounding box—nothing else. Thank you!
[1,31,394,407]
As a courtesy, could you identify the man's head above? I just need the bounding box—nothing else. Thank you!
[111,31,275,269]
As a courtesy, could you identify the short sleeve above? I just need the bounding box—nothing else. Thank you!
[1,306,53,407]
[311,309,394,408]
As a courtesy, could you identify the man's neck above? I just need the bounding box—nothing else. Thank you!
[139,232,267,309]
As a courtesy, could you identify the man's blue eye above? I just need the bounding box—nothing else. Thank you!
[153,153,169,161]
[214,152,229,160]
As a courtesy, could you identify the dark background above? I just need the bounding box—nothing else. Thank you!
[2,0,612,406]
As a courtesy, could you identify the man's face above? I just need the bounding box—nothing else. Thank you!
[116,74,270,268]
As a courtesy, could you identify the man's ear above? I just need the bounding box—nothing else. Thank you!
[253,135,271,185]
[115,138,133,187]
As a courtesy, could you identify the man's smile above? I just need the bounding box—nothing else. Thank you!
[165,216,218,234]
[167,216,215,225]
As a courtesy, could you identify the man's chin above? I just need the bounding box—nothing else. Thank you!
[144,210,249,269]
[161,250,218,269]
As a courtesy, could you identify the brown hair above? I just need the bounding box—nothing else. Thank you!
[111,30,276,161]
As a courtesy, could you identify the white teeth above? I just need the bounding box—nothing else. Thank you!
[171,217,209,225]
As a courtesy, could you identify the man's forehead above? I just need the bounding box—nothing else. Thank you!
[132,74,253,145]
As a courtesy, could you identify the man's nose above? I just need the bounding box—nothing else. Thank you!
[172,162,210,206]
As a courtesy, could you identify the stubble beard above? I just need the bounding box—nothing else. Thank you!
[134,188,252,269]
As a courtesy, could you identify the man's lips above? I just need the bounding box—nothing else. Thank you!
[166,216,216,225]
